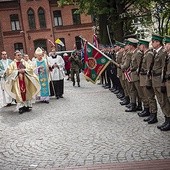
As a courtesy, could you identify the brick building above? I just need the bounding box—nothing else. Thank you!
[0,0,94,59]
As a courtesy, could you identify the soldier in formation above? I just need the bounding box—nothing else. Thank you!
[101,34,170,131]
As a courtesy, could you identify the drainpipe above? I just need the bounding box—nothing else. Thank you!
[19,0,27,53]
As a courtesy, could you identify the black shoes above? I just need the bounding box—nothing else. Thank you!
[43,100,49,104]
[73,81,80,87]
[143,113,158,124]
[125,103,136,112]
[19,106,32,114]
[138,108,150,117]
[120,96,130,105]
[5,103,12,107]
[56,95,63,99]
[157,117,170,131]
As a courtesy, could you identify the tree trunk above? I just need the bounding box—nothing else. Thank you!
[98,14,109,45]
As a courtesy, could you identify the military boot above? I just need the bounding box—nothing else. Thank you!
[120,96,130,105]
[160,117,170,131]
[136,102,142,111]
[138,108,150,117]
[125,103,136,112]
[73,81,75,86]
[157,116,168,129]
[147,113,158,124]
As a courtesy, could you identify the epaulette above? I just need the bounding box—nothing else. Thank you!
[162,48,166,53]
[147,50,154,55]
[137,50,143,54]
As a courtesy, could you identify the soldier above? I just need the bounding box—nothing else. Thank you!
[118,39,132,106]
[69,50,82,87]
[160,35,170,131]
[147,34,170,127]
[138,39,157,120]
[114,42,125,99]
[0,51,13,107]
[124,38,144,112]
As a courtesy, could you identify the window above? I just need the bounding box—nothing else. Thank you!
[27,8,36,29]
[57,38,66,51]
[75,36,82,50]
[10,14,20,31]
[38,7,46,28]
[34,39,47,52]
[53,10,63,26]
[72,9,81,25]
[14,43,24,54]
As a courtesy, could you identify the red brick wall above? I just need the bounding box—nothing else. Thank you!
[0,0,94,59]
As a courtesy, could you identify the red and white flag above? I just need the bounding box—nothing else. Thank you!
[48,39,55,47]
[124,68,132,82]
[93,34,99,49]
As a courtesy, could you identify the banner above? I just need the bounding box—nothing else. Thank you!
[48,39,55,47]
[93,34,99,48]
[83,41,111,84]
[55,39,65,47]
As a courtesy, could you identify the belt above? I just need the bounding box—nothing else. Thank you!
[152,72,162,76]
[131,68,137,72]
[165,74,170,80]
[140,72,147,75]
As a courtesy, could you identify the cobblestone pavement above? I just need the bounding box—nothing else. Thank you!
[0,74,170,170]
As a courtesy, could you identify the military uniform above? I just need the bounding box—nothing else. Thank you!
[128,48,144,111]
[138,40,157,118]
[158,35,170,131]
[69,51,81,87]
[120,50,132,106]
[165,53,170,102]
[148,34,170,127]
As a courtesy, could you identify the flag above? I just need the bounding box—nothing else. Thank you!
[93,34,99,48]
[48,39,55,47]
[124,68,132,82]
[83,41,111,84]
[55,39,65,47]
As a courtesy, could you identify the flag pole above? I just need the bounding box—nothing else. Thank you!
[106,25,113,47]
[44,54,56,97]
[79,36,119,67]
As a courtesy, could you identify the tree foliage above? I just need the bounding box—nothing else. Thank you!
[58,0,170,44]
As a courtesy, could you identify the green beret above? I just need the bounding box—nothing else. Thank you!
[164,35,170,43]
[152,34,163,42]
[138,39,150,46]
[127,38,138,45]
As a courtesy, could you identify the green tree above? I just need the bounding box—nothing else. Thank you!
[57,0,169,43]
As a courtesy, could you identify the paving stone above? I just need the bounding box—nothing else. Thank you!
[0,75,170,169]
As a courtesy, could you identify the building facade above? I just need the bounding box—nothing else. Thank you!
[0,0,94,59]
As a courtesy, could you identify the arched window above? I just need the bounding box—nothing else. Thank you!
[27,8,36,29]
[38,7,46,28]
